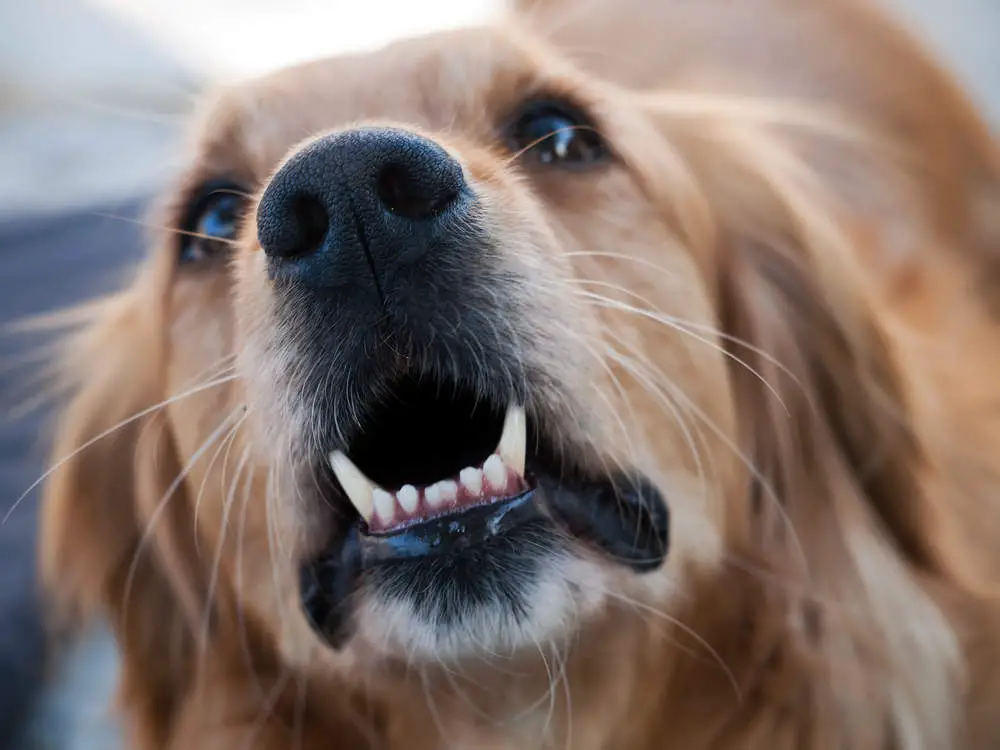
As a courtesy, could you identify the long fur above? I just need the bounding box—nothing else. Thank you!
[38,0,1000,748]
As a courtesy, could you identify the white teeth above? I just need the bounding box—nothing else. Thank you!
[329,451,375,521]
[459,466,483,497]
[483,454,507,492]
[438,480,459,504]
[497,405,526,478]
[424,483,443,508]
[425,479,458,509]
[397,484,419,514]
[373,488,396,525]
[332,403,526,525]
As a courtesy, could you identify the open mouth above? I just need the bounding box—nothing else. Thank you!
[301,374,671,648]
[330,381,531,535]
[316,372,673,564]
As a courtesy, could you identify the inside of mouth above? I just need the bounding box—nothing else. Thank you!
[346,374,505,490]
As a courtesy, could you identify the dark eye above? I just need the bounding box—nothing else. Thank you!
[179,183,247,265]
[505,100,609,167]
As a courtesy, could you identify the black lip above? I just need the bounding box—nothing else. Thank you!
[542,472,670,573]
[300,472,669,649]
[358,488,541,563]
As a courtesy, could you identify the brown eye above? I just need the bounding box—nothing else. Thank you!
[180,183,247,265]
[505,100,609,167]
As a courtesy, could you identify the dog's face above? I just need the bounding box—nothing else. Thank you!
[167,26,731,672]
[42,10,937,746]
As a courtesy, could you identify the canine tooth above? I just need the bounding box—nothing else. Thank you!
[397,484,419,514]
[459,467,483,496]
[373,489,396,525]
[483,454,507,492]
[329,451,375,521]
[497,405,526,477]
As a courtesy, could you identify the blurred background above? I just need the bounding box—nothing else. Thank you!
[0,0,996,748]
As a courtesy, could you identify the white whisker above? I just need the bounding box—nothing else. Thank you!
[572,285,792,407]
[121,404,245,629]
[602,587,742,703]
[4,372,239,524]
[199,442,253,661]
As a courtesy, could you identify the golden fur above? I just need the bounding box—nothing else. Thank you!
[38,0,1000,747]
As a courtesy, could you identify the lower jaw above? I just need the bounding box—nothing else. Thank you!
[358,488,541,563]
[300,471,669,649]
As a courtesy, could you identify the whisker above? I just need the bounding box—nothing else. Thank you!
[418,664,456,747]
[559,253,803,375]
[607,334,810,579]
[502,124,604,167]
[559,249,681,277]
[571,285,794,406]
[177,353,239,390]
[4,372,239,524]
[90,212,242,247]
[601,588,742,703]
[545,318,664,499]
[234,432,273,700]
[198,443,252,662]
[121,405,245,630]
[245,668,294,747]
[597,336,714,498]
[192,409,248,556]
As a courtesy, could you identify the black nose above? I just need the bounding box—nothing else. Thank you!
[257,127,470,297]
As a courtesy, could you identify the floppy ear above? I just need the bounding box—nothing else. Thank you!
[39,286,207,749]
[717,227,934,570]
[698,121,963,743]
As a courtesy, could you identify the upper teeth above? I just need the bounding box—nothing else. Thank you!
[497,404,526,477]
[329,450,375,521]
[328,404,527,526]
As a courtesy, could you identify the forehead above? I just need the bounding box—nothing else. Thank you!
[192,25,568,184]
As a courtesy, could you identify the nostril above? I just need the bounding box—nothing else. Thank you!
[258,185,330,260]
[261,192,330,261]
[282,193,330,258]
[376,163,458,220]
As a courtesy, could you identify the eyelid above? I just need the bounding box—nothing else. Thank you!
[501,94,598,133]
[501,96,612,168]
[176,178,249,266]
[181,179,249,235]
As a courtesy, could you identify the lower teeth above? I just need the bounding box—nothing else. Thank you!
[329,405,527,526]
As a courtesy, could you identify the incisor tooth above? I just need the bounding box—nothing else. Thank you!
[483,454,507,492]
[425,483,443,508]
[459,467,483,496]
[329,451,375,520]
[373,489,396,525]
[397,484,419,514]
[438,480,459,504]
[497,405,526,477]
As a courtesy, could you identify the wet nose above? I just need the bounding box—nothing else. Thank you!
[257,127,470,299]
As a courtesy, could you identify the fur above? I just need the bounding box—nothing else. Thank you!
[38,0,1000,747]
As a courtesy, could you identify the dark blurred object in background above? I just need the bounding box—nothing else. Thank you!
[0,202,148,749]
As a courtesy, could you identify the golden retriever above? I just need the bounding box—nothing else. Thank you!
[38,0,1000,747]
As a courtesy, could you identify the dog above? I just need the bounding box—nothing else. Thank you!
[38,0,1000,747]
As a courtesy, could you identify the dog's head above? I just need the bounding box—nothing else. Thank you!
[39,12,938,748]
